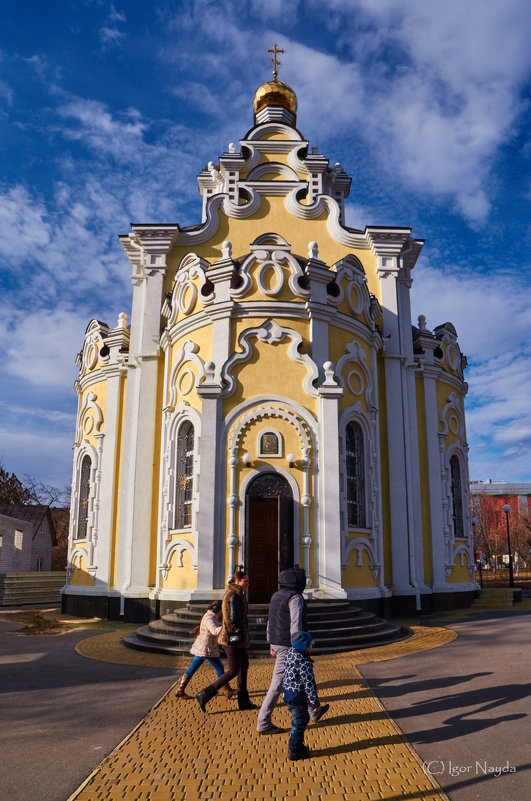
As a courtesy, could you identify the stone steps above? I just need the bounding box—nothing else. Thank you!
[121,600,410,656]
[0,572,66,606]
[470,588,517,610]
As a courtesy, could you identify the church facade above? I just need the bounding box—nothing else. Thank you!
[63,78,476,622]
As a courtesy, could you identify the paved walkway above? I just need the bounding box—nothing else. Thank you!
[69,628,456,801]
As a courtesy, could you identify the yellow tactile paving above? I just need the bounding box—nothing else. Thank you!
[75,625,456,668]
[70,628,455,801]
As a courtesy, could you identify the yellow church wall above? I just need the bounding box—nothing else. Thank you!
[342,546,378,589]
[165,197,380,298]
[168,326,212,414]
[328,331,372,414]
[377,356,393,585]
[79,381,107,449]
[446,552,472,583]
[169,268,209,325]
[161,541,197,590]
[256,131,291,140]
[224,318,316,417]
[109,373,127,587]
[436,380,463,449]
[415,376,433,584]
[70,549,96,586]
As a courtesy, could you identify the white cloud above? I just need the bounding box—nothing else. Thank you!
[411,260,531,480]
[0,185,51,261]
[0,426,74,489]
[99,3,127,49]
[0,306,83,388]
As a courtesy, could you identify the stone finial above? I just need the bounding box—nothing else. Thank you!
[118,312,127,328]
[308,241,319,259]
[221,241,232,259]
[322,361,337,386]
[418,314,427,331]
[228,142,236,153]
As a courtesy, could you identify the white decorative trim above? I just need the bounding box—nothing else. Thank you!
[344,537,379,579]
[338,403,381,584]
[440,392,465,437]
[246,162,300,182]
[221,319,319,398]
[166,340,206,411]
[160,538,197,579]
[67,546,96,581]
[231,246,310,301]
[335,341,374,409]
[67,440,101,582]
[228,404,312,454]
[157,403,201,587]
[75,392,104,446]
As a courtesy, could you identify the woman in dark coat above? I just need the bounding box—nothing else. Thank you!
[196,568,257,712]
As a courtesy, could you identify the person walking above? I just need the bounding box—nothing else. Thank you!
[175,601,237,699]
[257,567,308,734]
[283,631,327,760]
[196,568,257,712]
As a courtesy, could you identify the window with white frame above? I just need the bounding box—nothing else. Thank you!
[175,421,194,529]
[450,454,464,538]
[76,455,91,540]
[346,421,366,528]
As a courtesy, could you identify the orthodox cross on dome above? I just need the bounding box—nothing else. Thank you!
[267,43,285,81]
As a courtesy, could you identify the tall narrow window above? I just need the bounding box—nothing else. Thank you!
[76,455,91,540]
[176,422,194,529]
[450,455,464,538]
[346,422,365,528]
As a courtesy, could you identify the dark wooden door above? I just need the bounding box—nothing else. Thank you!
[248,497,278,603]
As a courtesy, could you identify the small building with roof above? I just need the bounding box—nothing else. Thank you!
[0,505,56,573]
[64,69,475,622]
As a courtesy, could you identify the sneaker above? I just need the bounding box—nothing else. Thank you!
[258,724,284,735]
[310,703,329,723]
[288,745,310,761]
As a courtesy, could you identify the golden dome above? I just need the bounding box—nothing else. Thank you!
[253,80,298,117]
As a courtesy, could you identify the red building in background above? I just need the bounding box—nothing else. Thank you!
[470,482,531,568]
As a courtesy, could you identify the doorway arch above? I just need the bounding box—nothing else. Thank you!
[246,473,294,603]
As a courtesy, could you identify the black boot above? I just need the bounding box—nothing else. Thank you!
[237,689,258,710]
[196,685,217,712]
[288,744,310,761]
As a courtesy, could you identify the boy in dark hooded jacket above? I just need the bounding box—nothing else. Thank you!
[257,567,311,734]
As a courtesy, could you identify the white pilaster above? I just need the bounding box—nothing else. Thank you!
[115,227,177,598]
[317,362,347,598]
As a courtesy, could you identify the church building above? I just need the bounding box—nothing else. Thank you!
[63,66,476,622]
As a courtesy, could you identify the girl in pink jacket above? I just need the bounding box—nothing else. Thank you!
[175,601,237,699]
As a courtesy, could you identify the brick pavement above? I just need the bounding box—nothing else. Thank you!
[69,628,455,801]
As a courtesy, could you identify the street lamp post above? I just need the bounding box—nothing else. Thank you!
[471,517,481,587]
[502,504,514,588]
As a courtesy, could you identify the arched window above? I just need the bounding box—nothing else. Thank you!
[176,421,194,529]
[346,422,365,528]
[76,455,91,540]
[450,454,464,538]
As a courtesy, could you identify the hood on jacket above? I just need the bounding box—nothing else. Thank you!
[278,567,306,593]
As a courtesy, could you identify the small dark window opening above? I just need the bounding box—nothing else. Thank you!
[346,422,365,528]
[176,422,194,529]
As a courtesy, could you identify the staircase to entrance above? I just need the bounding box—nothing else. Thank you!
[121,600,410,656]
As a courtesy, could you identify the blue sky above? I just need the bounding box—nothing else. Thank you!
[1,0,530,490]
